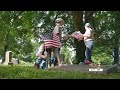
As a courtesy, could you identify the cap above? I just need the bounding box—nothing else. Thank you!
[55,18,64,23]
[85,23,91,27]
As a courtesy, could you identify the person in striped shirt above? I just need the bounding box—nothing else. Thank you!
[52,18,65,67]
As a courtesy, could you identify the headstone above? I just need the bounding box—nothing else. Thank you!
[54,64,118,74]
[4,51,13,65]
[0,59,2,64]
[11,58,19,64]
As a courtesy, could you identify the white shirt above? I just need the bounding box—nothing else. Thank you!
[84,27,94,41]
[36,43,44,57]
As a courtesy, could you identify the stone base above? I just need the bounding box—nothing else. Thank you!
[4,62,13,65]
[8,62,13,65]
[53,64,118,74]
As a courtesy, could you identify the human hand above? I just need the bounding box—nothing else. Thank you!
[62,35,69,40]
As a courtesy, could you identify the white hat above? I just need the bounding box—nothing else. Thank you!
[55,18,64,23]
[85,23,91,27]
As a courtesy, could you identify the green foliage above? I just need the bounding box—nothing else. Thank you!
[60,45,71,64]
[92,47,113,65]
[72,56,78,64]
[0,11,40,62]
[94,11,120,47]
[92,53,112,65]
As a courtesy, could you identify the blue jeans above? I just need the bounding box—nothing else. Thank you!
[35,58,46,69]
[51,53,55,62]
[40,60,46,69]
[84,40,93,62]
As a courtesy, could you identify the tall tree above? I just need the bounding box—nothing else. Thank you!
[71,11,95,64]
[71,11,85,63]
[93,11,120,65]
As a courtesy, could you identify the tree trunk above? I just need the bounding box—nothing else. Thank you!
[2,45,8,63]
[85,11,96,24]
[113,46,119,65]
[72,11,85,64]
[2,34,9,63]
[113,38,119,65]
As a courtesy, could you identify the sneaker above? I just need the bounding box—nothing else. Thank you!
[79,62,84,65]
[85,60,91,65]
[58,64,67,67]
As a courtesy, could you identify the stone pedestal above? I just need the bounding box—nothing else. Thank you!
[4,51,13,65]
[54,64,118,74]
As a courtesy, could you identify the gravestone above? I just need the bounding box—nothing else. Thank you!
[4,51,13,65]
[53,64,118,74]
[11,58,19,64]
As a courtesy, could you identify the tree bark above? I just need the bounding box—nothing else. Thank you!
[2,34,9,63]
[72,11,85,64]
[113,38,119,65]
[85,11,96,24]
[2,45,8,63]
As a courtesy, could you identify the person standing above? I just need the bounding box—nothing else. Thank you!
[52,18,65,66]
[66,23,94,65]
[82,23,94,65]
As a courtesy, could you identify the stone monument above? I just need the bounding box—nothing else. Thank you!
[4,51,13,65]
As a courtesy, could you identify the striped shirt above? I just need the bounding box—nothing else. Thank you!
[52,25,61,48]
[44,33,61,48]
[39,25,61,48]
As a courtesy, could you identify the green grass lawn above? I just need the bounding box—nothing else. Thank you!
[0,65,120,79]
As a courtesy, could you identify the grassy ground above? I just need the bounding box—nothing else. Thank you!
[0,65,120,79]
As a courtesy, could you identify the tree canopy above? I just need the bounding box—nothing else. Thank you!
[0,11,119,65]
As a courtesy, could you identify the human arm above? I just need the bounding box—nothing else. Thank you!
[71,31,84,40]
[53,25,61,39]
[38,51,48,59]
[36,44,48,59]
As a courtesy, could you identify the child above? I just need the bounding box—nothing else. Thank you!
[52,18,65,67]
[34,43,51,69]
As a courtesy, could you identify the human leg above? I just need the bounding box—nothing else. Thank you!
[84,40,93,64]
[34,58,42,69]
[53,47,62,66]
[40,60,46,69]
